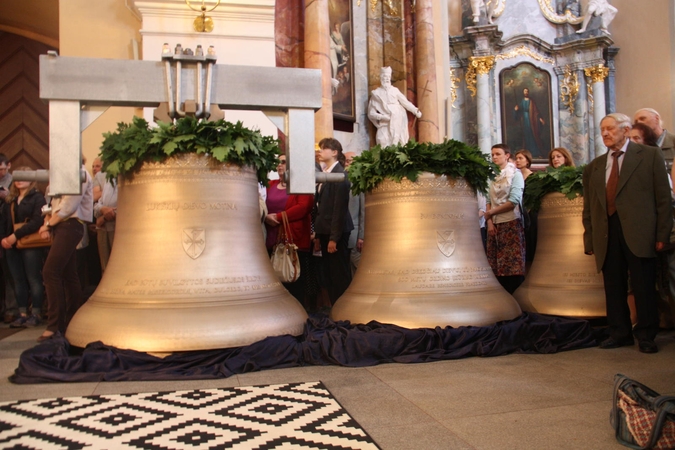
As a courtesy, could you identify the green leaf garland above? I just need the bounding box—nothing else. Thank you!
[347,139,498,195]
[523,165,585,212]
[99,116,280,184]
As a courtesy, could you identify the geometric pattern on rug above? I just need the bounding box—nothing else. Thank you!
[0,381,380,449]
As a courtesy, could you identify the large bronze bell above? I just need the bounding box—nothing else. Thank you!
[331,173,522,328]
[66,154,308,352]
[513,193,606,318]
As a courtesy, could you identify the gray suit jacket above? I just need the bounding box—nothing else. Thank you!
[661,130,675,166]
[347,192,365,249]
[582,141,672,272]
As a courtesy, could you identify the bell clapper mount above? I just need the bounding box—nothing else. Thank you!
[161,43,217,121]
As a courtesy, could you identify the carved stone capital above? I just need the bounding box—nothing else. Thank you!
[465,56,494,98]
[584,64,609,83]
[469,55,496,75]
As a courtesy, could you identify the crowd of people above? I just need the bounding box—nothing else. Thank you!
[481,107,674,353]
[0,156,98,342]
[0,106,673,353]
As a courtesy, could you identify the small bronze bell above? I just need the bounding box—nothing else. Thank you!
[513,193,606,318]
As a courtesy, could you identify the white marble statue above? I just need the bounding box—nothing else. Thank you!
[470,0,504,24]
[367,67,422,147]
[576,0,617,34]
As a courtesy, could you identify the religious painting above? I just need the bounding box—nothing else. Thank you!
[329,0,355,121]
[500,63,553,162]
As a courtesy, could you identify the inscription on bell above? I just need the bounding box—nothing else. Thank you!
[146,202,237,211]
[420,213,465,220]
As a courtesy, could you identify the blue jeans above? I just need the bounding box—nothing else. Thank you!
[5,247,46,312]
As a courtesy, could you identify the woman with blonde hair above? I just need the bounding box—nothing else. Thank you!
[548,147,575,168]
[0,167,47,328]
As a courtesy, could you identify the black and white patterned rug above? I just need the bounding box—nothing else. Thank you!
[0,381,380,449]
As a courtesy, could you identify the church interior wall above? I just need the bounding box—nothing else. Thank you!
[59,0,142,170]
[610,0,674,129]
[1,0,673,168]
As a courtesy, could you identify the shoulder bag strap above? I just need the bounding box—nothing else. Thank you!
[281,211,294,245]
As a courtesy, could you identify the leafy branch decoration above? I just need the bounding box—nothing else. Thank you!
[523,165,585,212]
[347,139,498,196]
[99,116,281,184]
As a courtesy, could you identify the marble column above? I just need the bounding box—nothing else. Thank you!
[585,64,609,158]
[468,56,495,154]
[275,0,304,68]
[414,0,439,143]
[304,0,333,140]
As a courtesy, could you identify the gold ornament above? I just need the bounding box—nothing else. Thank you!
[537,0,583,24]
[495,45,555,65]
[584,64,609,83]
[449,69,461,108]
[559,65,579,115]
[465,56,495,98]
[186,0,221,33]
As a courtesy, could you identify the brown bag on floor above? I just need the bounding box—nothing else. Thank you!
[611,373,675,449]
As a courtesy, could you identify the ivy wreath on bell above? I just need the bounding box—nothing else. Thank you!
[523,165,585,212]
[99,116,281,184]
[346,139,499,195]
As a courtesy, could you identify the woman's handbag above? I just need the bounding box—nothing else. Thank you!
[270,211,301,283]
[610,373,675,449]
[11,204,51,250]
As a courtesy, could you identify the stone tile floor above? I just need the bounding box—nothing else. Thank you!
[1,323,673,449]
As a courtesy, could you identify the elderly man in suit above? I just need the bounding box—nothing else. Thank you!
[582,113,672,353]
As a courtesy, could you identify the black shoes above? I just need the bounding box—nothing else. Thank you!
[599,336,634,349]
[638,340,658,354]
[599,336,659,353]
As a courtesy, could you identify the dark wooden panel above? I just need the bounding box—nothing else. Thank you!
[0,33,52,170]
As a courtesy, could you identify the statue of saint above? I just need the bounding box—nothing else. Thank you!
[367,67,422,147]
[576,0,617,34]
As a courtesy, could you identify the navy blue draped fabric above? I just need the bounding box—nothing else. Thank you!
[10,312,599,384]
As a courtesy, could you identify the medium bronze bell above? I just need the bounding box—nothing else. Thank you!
[331,173,522,328]
[66,154,308,352]
[513,193,606,318]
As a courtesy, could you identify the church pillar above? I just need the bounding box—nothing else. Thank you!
[275,0,304,68]
[585,64,609,157]
[468,55,495,154]
[304,0,333,140]
[414,0,440,143]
